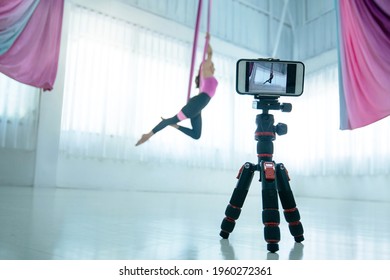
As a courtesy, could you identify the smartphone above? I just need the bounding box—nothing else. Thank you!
[236,59,305,97]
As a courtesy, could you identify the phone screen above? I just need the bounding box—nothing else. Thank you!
[236,59,304,97]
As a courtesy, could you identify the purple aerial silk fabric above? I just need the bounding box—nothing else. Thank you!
[0,0,64,91]
[337,0,390,130]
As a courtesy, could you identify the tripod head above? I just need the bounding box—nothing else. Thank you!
[252,96,292,114]
[253,96,290,138]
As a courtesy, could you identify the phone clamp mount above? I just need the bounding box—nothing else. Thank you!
[219,96,304,253]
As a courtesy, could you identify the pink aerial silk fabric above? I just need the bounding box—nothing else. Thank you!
[337,0,390,130]
[187,0,212,101]
[0,0,64,91]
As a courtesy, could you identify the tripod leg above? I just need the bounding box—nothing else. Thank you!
[260,161,280,253]
[275,163,304,243]
[220,162,255,239]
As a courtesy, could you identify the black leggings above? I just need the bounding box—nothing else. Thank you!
[151,93,211,140]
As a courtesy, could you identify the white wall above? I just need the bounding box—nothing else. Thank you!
[56,154,390,202]
[0,149,35,186]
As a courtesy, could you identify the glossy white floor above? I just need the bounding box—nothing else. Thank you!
[1,185,390,260]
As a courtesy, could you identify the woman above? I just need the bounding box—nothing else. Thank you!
[135,34,218,146]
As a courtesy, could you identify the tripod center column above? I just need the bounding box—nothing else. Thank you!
[255,114,275,162]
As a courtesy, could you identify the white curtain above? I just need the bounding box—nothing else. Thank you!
[0,73,39,150]
[60,4,390,176]
[278,65,390,176]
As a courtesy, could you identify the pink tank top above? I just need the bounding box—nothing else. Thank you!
[200,76,218,98]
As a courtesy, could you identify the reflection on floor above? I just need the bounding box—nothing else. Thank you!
[1,186,390,260]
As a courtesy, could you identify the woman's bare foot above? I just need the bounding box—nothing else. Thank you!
[135,132,154,146]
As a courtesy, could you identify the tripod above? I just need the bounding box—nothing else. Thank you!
[219,97,304,253]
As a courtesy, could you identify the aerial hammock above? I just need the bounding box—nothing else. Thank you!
[135,0,218,146]
[187,0,212,101]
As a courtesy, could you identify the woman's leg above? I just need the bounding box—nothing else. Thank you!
[135,115,179,146]
[136,94,209,145]
[181,94,210,119]
[177,114,202,139]
[151,115,180,134]
[174,93,209,140]
[151,94,208,135]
